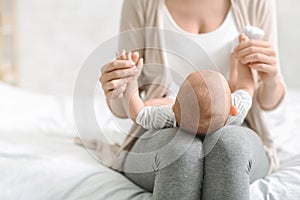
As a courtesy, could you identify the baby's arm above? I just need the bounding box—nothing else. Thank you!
[127,91,176,129]
[227,38,254,126]
[227,36,253,126]
[126,86,176,129]
[117,51,144,122]
[226,90,252,125]
[235,33,254,97]
[227,43,253,126]
[122,52,176,129]
[227,27,265,125]
[227,34,254,126]
[135,104,176,129]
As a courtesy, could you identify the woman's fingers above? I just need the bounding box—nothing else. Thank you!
[101,60,132,74]
[240,53,276,65]
[249,63,277,74]
[100,50,142,99]
[234,38,279,84]
[234,39,277,65]
[101,67,139,84]
[103,77,132,91]
[103,60,135,73]
[236,46,276,59]
[101,63,109,74]
[234,39,272,52]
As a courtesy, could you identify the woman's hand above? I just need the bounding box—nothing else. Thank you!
[234,36,285,110]
[100,51,140,99]
[234,38,279,84]
[121,51,143,82]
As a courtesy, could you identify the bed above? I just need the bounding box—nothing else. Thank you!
[0,82,299,200]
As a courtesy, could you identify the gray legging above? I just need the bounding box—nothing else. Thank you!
[123,125,269,200]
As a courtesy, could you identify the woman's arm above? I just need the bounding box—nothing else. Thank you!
[100,0,146,118]
[234,2,285,111]
[234,39,285,110]
[257,76,285,110]
[100,52,140,118]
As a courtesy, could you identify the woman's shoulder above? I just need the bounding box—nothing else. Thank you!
[231,0,275,15]
[231,0,273,6]
[121,0,163,28]
[231,0,276,32]
[122,0,161,9]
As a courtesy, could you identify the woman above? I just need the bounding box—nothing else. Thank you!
[99,0,285,199]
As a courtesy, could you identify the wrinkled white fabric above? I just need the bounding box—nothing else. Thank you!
[226,90,253,125]
[136,104,176,129]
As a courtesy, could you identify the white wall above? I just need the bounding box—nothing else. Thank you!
[16,0,123,95]
[277,0,300,89]
[15,0,300,95]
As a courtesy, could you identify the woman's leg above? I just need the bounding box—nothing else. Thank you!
[201,125,270,200]
[123,128,204,200]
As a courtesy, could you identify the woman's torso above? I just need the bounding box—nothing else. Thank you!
[162,0,239,97]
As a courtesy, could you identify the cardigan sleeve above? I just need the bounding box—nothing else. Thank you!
[255,0,286,107]
[119,0,170,101]
[266,1,285,85]
[118,0,146,58]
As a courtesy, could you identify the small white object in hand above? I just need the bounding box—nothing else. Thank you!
[231,26,265,53]
[243,26,265,40]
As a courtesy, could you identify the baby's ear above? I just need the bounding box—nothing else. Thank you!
[230,105,238,116]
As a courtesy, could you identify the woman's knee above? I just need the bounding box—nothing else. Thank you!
[204,125,260,160]
[151,128,204,170]
[128,128,203,168]
[124,128,204,194]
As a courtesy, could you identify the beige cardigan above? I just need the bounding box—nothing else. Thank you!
[94,0,284,174]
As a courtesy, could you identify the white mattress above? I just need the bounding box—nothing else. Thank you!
[0,82,299,200]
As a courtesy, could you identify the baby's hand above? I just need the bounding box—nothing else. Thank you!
[116,50,143,81]
[117,50,144,100]
[239,33,249,43]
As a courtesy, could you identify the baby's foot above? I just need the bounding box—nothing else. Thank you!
[239,33,249,43]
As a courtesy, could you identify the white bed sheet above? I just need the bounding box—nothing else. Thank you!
[0,82,299,200]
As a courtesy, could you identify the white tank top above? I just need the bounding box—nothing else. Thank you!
[162,2,239,97]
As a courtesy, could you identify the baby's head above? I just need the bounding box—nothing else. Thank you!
[173,70,233,135]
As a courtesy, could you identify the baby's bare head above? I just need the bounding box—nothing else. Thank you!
[173,70,231,135]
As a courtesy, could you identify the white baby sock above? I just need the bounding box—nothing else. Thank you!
[136,104,177,129]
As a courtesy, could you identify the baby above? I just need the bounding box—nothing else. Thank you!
[126,69,252,135]
[123,27,263,135]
